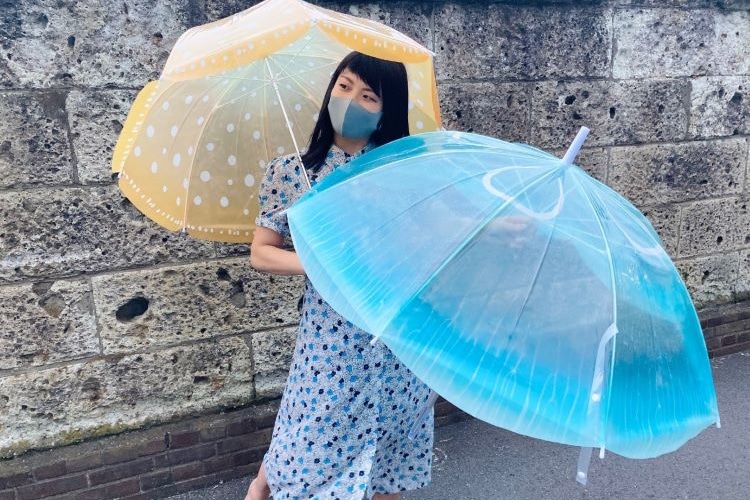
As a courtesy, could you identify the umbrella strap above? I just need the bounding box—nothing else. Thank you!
[576,447,594,485]
[264,58,311,189]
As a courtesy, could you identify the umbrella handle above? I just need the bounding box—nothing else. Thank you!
[408,390,440,440]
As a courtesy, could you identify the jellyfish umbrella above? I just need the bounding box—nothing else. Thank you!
[287,130,719,482]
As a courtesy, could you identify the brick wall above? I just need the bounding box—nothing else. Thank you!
[700,300,750,356]
[0,399,467,500]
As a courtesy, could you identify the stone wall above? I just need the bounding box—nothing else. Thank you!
[1,0,749,458]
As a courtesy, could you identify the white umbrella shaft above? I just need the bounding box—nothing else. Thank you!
[265,58,311,189]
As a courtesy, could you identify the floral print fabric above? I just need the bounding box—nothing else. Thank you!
[256,145,433,500]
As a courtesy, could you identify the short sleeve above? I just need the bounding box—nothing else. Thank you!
[255,155,304,238]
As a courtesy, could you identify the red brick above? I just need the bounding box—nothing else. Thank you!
[434,399,457,417]
[202,453,234,475]
[65,453,102,473]
[140,470,173,490]
[153,453,170,469]
[232,448,264,467]
[88,457,154,486]
[0,490,15,500]
[700,315,723,328]
[710,341,750,357]
[103,478,140,499]
[169,430,201,449]
[216,463,258,482]
[168,443,215,465]
[716,319,750,336]
[0,472,31,490]
[167,472,230,496]
[16,474,87,500]
[137,437,167,457]
[706,337,722,350]
[32,461,67,480]
[217,428,273,454]
[200,423,227,442]
[171,462,203,482]
[119,494,149,500]
[55,478,140,500]
[721,334,737,347]
[227,418,257,436]
[101,446,141,466]
[255,413,278,430]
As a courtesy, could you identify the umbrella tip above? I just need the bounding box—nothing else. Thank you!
[562,126,590,165]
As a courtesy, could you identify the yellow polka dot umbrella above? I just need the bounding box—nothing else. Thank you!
[112,0,441,243]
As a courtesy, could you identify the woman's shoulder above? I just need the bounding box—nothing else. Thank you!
[263,153,307,184]
[266,152,303,173]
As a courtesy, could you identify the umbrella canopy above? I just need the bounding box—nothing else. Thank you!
[287,130,719,465]
[112,0,440,242]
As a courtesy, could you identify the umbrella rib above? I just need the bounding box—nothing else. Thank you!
[570,170,619,451]
[275,27,327,80]
[265,58,310,187]
[373,165,564,341]
[508,198,560,335]
[181,74,239,229]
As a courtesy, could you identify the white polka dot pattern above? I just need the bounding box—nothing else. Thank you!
[111,0,440,243]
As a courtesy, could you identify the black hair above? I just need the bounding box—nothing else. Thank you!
[301,52,410,172]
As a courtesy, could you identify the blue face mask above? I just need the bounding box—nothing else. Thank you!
[327,95,383,139]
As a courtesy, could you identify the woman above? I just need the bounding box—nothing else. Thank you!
[245,52,434,500]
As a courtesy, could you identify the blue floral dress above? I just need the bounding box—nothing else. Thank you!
[256,144,434,500]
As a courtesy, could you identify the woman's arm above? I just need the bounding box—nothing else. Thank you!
[250,226,305,276]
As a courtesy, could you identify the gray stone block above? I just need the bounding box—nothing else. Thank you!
[204,0,259,22]
[91,259,303,354]
[0,186,216,283]
[0,337,253,456]
[608,139,746,207]
[675,253,739,308]
[679,198,749,258]
[551,147,608,183]
[690,77,750,139]
[737,250,750,301]
[439,82,530,142]
[252,326,297,398]
[0,91,73,188]
[434,4,611,81]
[641,204,681,257]
[613,9,750,78]
[615,0,750,7]
[0,280,98,371]
[67,90,137,185]
[332,2,433,49]
[215,242,252,258]
[3,0,193,88]
[531,79,689,149]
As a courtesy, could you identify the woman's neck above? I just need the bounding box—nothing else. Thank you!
[333,134,369,155]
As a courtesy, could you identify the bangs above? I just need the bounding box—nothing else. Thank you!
[344,54,387,97]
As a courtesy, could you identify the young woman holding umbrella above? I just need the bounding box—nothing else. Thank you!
[245,52,434,500]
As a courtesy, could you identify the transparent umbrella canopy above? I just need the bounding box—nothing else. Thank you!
[112,0,441,242]
[287,129,720,483]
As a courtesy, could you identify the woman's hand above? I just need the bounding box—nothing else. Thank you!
[250,226,305,275]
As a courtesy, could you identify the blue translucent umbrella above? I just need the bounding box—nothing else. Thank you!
[287,130,719,482]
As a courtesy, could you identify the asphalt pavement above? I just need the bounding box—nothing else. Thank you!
[167,351,749,500]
